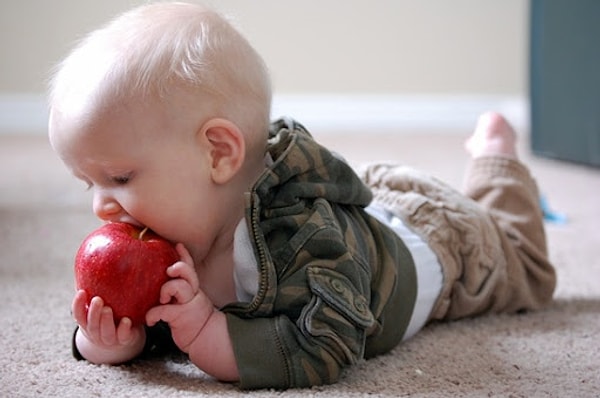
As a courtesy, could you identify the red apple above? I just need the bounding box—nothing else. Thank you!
[74,222,179,325]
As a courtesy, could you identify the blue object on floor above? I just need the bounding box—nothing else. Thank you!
[540,195,568,224]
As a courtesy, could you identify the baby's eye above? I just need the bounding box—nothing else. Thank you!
[110,173,133,185]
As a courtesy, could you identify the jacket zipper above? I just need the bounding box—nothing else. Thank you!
[247,192,269,313]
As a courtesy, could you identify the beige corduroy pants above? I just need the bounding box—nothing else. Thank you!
[359,156,557,321]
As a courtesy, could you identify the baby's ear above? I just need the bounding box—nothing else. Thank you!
[199,119,246,185]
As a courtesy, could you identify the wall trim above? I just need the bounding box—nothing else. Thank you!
[0,94,49,134]
[0,93,528,135]
[271,94,529,134]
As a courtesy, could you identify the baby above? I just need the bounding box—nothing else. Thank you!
[48,2,556,390]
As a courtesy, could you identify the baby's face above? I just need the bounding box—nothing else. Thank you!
[49,94,224,255]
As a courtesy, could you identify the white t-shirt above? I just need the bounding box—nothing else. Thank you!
[365,204,443,340]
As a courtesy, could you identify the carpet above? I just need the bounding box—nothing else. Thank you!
[1,132,599,397]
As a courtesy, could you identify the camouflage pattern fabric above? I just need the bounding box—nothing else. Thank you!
[222,119,417,389]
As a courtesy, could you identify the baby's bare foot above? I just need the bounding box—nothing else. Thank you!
[465,112,518,159]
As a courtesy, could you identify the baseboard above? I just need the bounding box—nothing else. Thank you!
[272,94,529,134]
[0,93,528,135]
[0,94,50,135]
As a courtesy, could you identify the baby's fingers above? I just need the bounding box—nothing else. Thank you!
[175,243,194,266]
[115,317,141,345]
[98,306,118,345]
[79,296,116,345]
[167,244,200,291]
[72,290,89,327]
[159,278,196,305]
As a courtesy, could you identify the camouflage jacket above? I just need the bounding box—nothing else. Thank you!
[221,118,417,389]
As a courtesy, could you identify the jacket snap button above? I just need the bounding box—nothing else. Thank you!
[330,279,346,294]
[354,297,368,314]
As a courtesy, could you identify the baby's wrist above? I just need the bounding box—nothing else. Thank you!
[74,326,146,365]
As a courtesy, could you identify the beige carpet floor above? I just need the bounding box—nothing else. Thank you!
[1,128,599,397]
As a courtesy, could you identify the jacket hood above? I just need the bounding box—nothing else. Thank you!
[252,118,373,209]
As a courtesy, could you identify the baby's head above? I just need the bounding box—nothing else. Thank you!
[48,2,272,246]
[49,1,271,167]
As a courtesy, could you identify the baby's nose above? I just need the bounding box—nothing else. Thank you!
[93,191,125,222]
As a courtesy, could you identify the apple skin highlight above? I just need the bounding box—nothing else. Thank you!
[74,222,179,325]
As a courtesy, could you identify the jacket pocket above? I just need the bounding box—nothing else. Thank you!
[299,266,374,364]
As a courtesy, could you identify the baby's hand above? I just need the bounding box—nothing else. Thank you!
[72,290,145,364]
[146,243,215,353]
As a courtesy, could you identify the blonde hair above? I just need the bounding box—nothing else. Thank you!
[49,2,272,145]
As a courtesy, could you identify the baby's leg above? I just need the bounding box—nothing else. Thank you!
[461,112,556,313]
[463,112,534,221]
[359,113,555,319]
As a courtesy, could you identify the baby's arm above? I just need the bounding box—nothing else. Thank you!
[146,244,239,382]
[72,290,146,364]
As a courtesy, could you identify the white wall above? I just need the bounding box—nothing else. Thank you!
[0,0,530,133]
